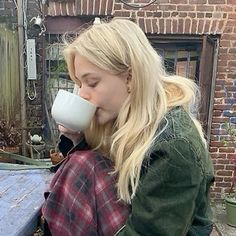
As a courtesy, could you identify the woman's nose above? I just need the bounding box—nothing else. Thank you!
[79,86,91,101]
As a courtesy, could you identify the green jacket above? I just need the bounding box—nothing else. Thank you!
[117,106,214,236]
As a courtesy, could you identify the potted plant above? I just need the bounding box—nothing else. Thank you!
[0,119,21,163]
[222,121,236,227]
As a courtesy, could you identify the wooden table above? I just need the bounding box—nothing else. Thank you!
[0,169,53,236]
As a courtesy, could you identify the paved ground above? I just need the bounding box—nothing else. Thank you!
[212,204,236,236]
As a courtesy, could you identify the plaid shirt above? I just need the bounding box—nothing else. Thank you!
[42,150,130,236]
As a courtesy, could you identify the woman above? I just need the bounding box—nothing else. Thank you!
[42,19,214,235]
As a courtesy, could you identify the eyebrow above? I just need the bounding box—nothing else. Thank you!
[81,72,96,79]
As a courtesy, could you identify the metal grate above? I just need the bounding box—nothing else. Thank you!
[44,33,75,145]
[154,43,201,82]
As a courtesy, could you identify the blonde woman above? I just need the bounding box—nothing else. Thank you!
[42,19,214,235]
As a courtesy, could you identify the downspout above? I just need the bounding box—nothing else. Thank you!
[17,0,27,156]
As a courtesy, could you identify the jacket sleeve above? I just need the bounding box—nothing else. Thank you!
[117,139,203,236]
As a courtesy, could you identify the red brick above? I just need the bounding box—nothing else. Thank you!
[216,170,233,176]
[219,147,236,153]
[210,20,218,33]
[114,3,122,10]
[184,18,191,33]
[189,0,206,3]
[196,5,214,11]
[163,12,170,17]
[159,18,164,33]
[177,5,195,11]
[226,165,235,170]
[228,13,236,19]
[177,19,184,33]
[188,12,196,18]
[226,20,236,27]
[217,60,227,67]
[211,153,227,159]
[94,0,100,14]
[210,135,219,141]
[222,33,236,40]
[227,154,236,159]
[204,20,210,33]
[211,124,220,129]
[145,18,152,33]
[216,5,234,12]
[214,104,232,110]
[170,0,187,3]
[210,141,225,147]
[209,0,226,3]
[197,19,204,33]
[224,27,233,33]
[166,19,171,33]
[159,5,177,11]
[212,117,230,123]
[215,177,224,182]
[152,18,158,33]
[210,147,218,152]
[146,11,153,17]
[218,159,230,164]
[228,61,236,67]
[220,40,231,47]
[214,165,225,170]
[138,18,145,32]
[227,0,236,4]
[114,11,131,17]
[224,177,233,182]
[197,13,204,18]
[210,187,222,193]
[215,182,232,187]
[191,19,197,33]
[137,11,145,17]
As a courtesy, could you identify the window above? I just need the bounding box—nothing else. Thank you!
[149,35,218,139]
[44,34,75,143]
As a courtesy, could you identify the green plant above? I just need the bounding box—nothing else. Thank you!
[0,120,21,148]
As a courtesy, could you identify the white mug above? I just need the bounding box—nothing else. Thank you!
[51,89,96,132]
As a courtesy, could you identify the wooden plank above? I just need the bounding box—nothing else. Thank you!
[0,169,53,236]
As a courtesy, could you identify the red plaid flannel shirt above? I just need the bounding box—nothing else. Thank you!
[42,150,130,236]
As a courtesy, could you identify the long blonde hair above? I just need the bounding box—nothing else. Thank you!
[63,19,206,203]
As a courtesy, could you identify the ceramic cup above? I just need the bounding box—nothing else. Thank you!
[51,89,96,132]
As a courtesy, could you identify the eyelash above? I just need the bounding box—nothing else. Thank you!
[87,82,98,88]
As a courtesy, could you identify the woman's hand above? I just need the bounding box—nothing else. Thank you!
[58,125,83,145]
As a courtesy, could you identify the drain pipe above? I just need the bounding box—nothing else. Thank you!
[17,0,27,156]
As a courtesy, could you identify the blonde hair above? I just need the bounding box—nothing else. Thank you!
[63,19,206,203]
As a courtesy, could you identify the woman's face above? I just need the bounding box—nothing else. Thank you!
[74,55,130,125]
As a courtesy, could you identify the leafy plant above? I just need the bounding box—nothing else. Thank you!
[0,120,21,148]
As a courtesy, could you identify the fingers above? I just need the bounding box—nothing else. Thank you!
[58,125,78,135]
[58,125,83,145]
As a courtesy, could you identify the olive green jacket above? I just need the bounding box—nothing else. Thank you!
[117,106,214,236]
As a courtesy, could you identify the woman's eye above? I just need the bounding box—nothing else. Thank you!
[87,82,98,88]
